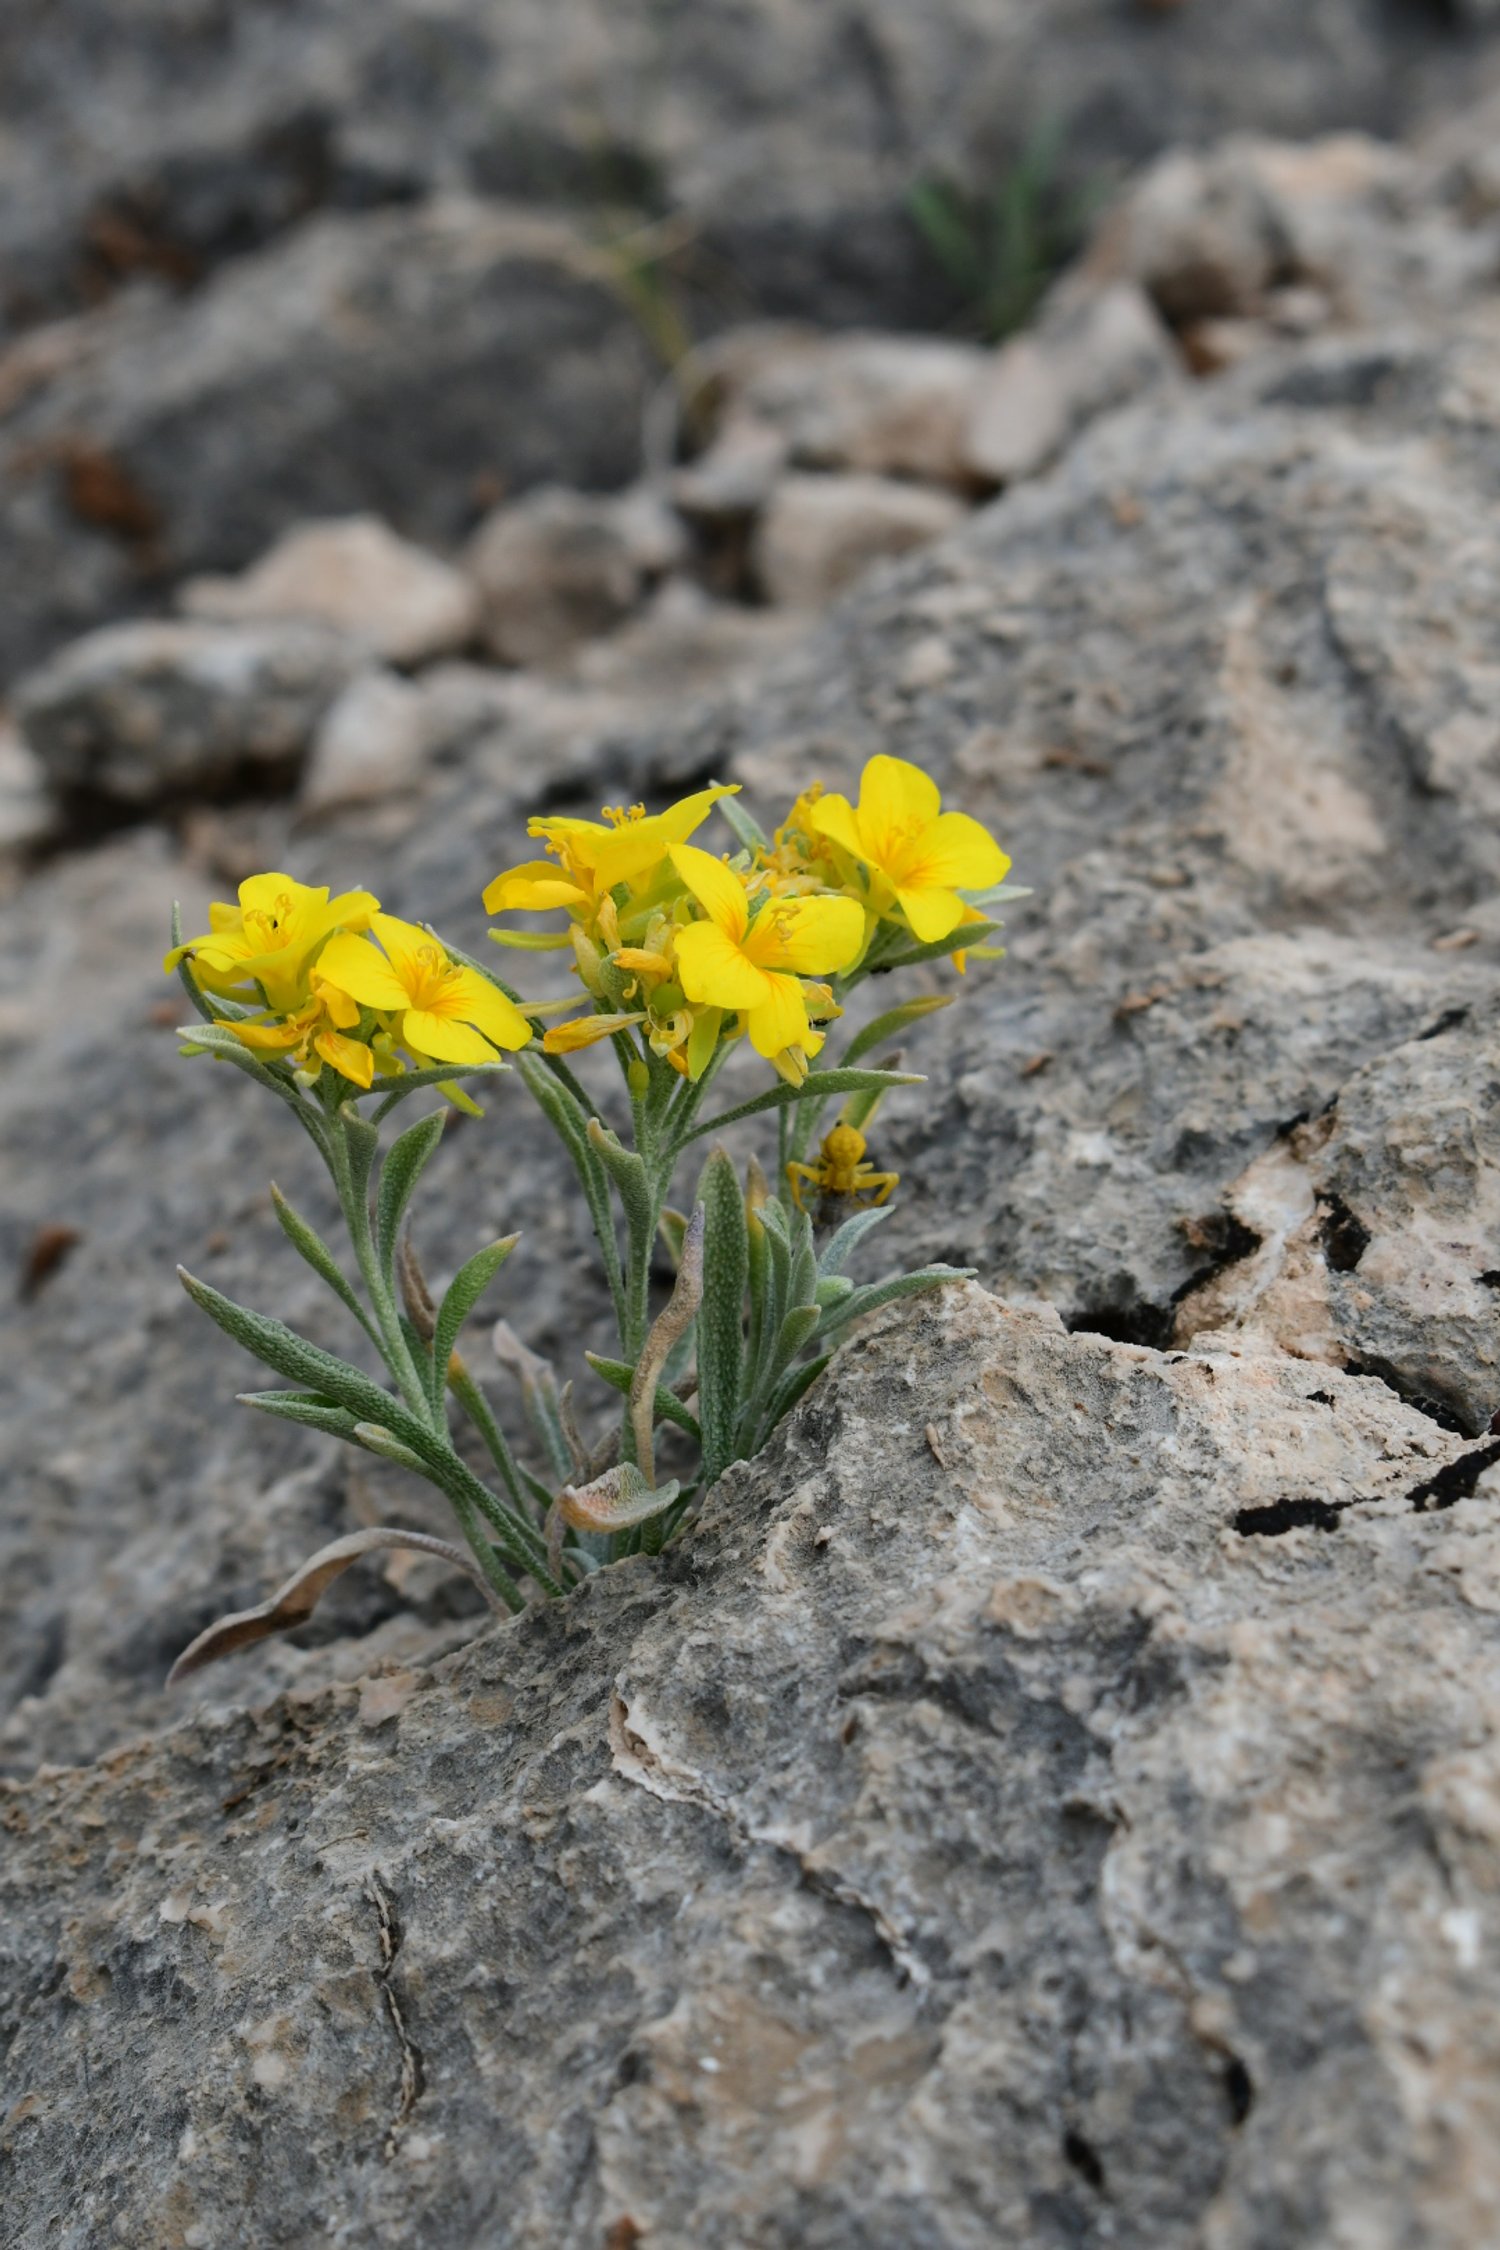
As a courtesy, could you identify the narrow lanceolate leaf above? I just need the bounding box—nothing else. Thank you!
[376,1110,446,1277]
[270,1185,378,1343]
[816,1264,976,1343]
[368,1061,510,1122]
[696,1148,747,1487]
[766,1352,833,1432]
[840,995,954,1069]
[878,920,1000,972]
[430,1236,520,1407]
[717,795,771,854]
[817,1203,893,1278]
[180,1268,418,1438]
[788,1206,819,1314]
[237,1390,361,1438]
[770,1302,822,1381]
[814,1274,854,1310]
[167,1526,508,1683]
[630,1208,704,1488]
[679,1069,923,1146]
[585,1355,702,1442]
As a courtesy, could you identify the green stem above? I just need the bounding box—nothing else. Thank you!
[328,1123,433,1426]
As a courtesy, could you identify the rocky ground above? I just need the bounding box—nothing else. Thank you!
[4,28,1500,2248]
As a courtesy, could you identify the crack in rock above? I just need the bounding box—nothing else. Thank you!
[366,1869,424,2159]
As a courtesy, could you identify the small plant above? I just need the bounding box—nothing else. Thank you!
[908,119,1104,343]
[163,757,1017,1680]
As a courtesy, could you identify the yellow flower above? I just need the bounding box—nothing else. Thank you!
[316,915,532,1066]
[669,844,863,1065]
[810,755,1009,943]
[229,977,376,1090]
[164,874,379,1013]
[483,784,740,926]
[542,1010,646,1055]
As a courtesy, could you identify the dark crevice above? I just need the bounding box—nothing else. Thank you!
[1172,1211,1263,1304]
[1062,2127,1106,2191]
[1406,1438,1500,1513]
[1414,1006,1469,1043]
[1233,1495,1346,1536]
[1343,1355,1477,1436]
[1064,1299,1175,1349]
[1318,1196,1370,1274]
[1223,2055,1255,2125]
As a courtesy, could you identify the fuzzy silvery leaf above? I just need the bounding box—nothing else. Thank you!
[678,1068,923,1146]
[696,1148,747,1486]
[430,1237,520,1408]
[269,1185,378,1344]
[180,1267,423,1440]
[376,1110,446,1277]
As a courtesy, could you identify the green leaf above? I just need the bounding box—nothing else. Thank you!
[269,1185,377,1344]
[350,1421,430,1475]
[679,1069,923,1146]
[586,1354,702,1442]
[488,927,572,951]
[367,1061,511,1123]
[876,921,999,973]
[814,1274,854,1309]
[376,1110,446,1278]
[586,1116,655,1241]
[431,1236,520,1405]
[770,1301,821,1381]
[236,1390,360,1438]
[181,1268,418,1436]
[717,795,771,853]
[816,1264,976,1344]
[696,1147,747,1486]
[817,1203,893,1277]
[841,995,953,1068]
[766,1351,832,1431]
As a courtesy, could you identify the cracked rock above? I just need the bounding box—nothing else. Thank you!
[4,1290,1499,2245]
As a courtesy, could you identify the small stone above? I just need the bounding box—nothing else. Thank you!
[964,337,1071,487]
[298,671,431,813]
[465,485,686,668]
[15,619,360,807]
[671,418,788,524]
[1121,146,1291,321]
[723,331,990,485]
[180,517,481,668]
[0,722,53,852]
[753,474,964,608]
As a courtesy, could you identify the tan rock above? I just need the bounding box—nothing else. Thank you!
[181,517,480,668]
[753,474,964,608]
[465,485,687,667]
[298,671,432,813]
[723,331,990,486]
[964,336,1071,486]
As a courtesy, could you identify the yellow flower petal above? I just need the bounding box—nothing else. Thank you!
[669,843,750,942]
[857,754,941,865]
[313,1028,376,1088]
[542,1011,646,1054]
[745,970,811,1059]
[807,791,864,863]
[369,913,437,989]
[229,1018,302,1053]
[674,919,769,1011]
[315,931,410,1012]
[482,861,590,915]
[400,1010,498,1065]
[744,894,864,976]
[898,810,1009,892]
[895,883,966,943]
[445,967,533,1051]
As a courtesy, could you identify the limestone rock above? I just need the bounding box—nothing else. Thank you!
[465,485,687,668]
[298,670,433,814]
[0,721,53,854]
[5,1289,1500,2245]
[0,200,658,686]
[753,474,965,608]
[719,330,991,486]
[180,516,480,668]
[15,618,360,807]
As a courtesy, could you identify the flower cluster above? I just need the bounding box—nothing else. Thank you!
[484,755,1010,1087]
[166,875,531,1090]
[161,752,1015,1679]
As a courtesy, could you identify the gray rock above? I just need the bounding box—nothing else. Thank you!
[4,1288,1500,2246]
[0,200,659,687]
[15,617,361,806]
[753,473,966,608]
[180,515,481,668]
[465,484,686,669]
[716,330,990,486]
[0,721,54,854]
[298,669,434,814]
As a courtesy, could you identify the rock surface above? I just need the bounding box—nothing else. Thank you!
[6,88,1500,2249]
[15,617,361,807]
[753,472,966,608]
[5,1287,1500,2246]
[180,516,481,668]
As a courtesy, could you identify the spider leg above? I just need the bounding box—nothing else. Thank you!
[785,1163,817,1215]
[868,1172,899,1207]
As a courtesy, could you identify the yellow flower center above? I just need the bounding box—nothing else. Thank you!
[407,944,464,1011]
[241,895,299,951]
[600,803,647,829]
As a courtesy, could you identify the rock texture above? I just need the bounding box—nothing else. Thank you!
[6,86,1500,2249]
[5,1288,1500,2246]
